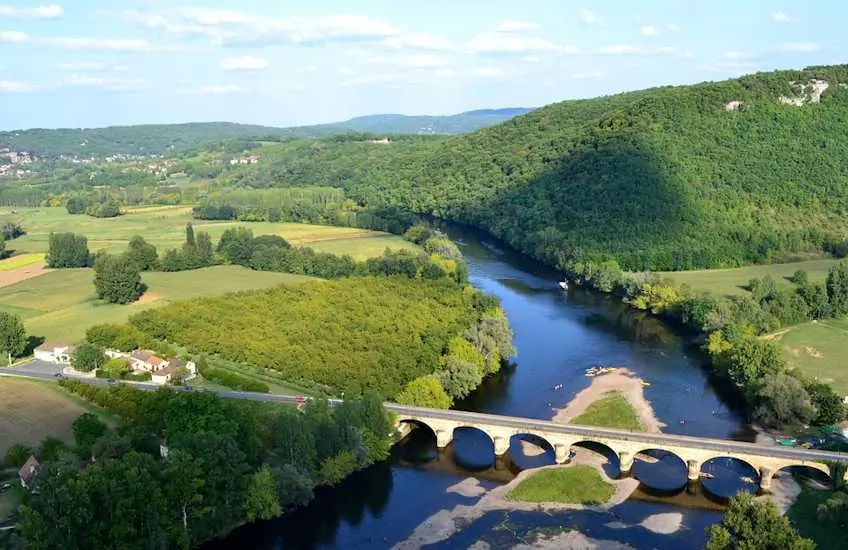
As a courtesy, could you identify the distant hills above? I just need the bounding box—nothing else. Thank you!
[0,108,533,157]
[227,64,848,271]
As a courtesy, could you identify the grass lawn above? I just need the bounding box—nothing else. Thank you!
[506,465,615,505]
[0,377,94,458]
[571,391,643,431]
[0,265,317,343]
[0,206,417,260]
[788,488,843,550]
[770,319,848,395]
[660,258,840,297]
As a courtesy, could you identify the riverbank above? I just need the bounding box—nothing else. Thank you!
[393,448,644,549]
[552,369,665,433]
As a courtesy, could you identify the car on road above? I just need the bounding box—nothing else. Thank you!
[54,372,64,378]
[107,379,117,385]
[295,395,307,403]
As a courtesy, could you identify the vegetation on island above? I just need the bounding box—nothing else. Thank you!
[570,391,643,432]
[8,380,395,548]
[506,466,615,505]
[707,492,814,550]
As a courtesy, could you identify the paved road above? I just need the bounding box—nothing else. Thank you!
[2,365,846,465]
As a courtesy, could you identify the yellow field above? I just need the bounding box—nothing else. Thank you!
[0,378,90,458]
[0,253,45,271]
[0,206,417,260]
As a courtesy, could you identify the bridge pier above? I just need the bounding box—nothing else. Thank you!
[759,467,774,492]
[687,459,701,481]
[493,436,510,457]
[435,429,452,449]
[619,452,633,475]
[555,444,571,464]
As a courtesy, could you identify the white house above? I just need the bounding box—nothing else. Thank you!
[150,359,196,385]
[19,455,40,489]
[34,342,73,364]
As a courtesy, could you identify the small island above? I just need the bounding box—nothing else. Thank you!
[506,465,615,505]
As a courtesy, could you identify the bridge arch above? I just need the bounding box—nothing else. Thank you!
[509,433,556,468]
[571,439,621,478]
[452,425,496,470]
[632,448,688,492]
[699,456,760,499]
[763,463,833,492]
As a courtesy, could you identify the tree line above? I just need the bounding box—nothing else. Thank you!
[9,381,394,548]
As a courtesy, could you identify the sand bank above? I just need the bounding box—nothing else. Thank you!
[552,368,665,433]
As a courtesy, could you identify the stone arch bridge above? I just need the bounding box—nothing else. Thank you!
[387,403,848,491]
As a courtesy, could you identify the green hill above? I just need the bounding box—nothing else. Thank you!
[320,108,533,135]
[230,65,848,271]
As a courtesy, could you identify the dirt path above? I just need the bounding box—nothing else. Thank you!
[0,261,48,288]
[551,369,665,433]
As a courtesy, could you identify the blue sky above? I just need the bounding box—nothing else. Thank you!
[0,1,843,129]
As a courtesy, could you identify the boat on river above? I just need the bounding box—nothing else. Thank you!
[558,280,569,290]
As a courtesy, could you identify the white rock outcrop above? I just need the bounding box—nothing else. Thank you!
[779,79,830,106]
[725,100,744,112]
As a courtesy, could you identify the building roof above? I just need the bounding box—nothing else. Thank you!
[131,350,155,361]
[18,455,40,484]
[170,358,186,368]
[148,356,167,367]
[153,364,178,377]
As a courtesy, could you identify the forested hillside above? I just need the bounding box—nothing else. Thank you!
[226,65,848,271]
[319,108,533,134]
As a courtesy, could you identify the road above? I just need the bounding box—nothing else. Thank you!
[2,365,846,465]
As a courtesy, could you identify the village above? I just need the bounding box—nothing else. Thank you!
[33,341,196,386]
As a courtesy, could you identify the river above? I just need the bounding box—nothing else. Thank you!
[208,225,763,549]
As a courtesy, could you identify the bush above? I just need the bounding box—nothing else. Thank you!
[396,376,452,409]
[4,443,34,468]
[201,366,270,393]
[46,232,91,268]
[94,253,144,304]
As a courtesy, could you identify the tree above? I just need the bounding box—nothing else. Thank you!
[217,227,255,266]
[72,413,107,459]
[0,311,27,366]
[826,261,848,317]
[244,465,282,522]
[273,464,314,509]
[126,236,158,271]
[4,443,34,468]
[65,197,86,215]
[72,342,106,372]
[792,269,809,287]
[707,492,814,549]
[38,436,68,463]
[46,232,91,268]
[94,253,144,304]
[101,357,130,379]
[396,376,452,409]
[753,374,816,428]
[195,231,215,266]
[436,357,482,400]
[806,381,844,425]
[726,337,786,389]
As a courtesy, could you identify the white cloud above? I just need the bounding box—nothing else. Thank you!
[523,55,541,63]
[0,79,37,92]
[342,74,396,87]
[432,68,454,78]
[494,20,541,33]
[773,11,791,23]
[0,4,62,19]
[200,84,245,95]
[723,51,750,59]
[468,31,579,55]
[403,54,445,69]
[69,73,145,92]
[470,67,504,78]
[641,25,657,36]
[667,23,680,32]
[0,30,152,51]
[381,32,455,52]
[776,42,820,52]
[572,70,606,79]
[57,61,128,72]
[579,9,600,25]
[597,44,679,55]
[219,55,268,71]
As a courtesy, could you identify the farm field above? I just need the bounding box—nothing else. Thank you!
[660,259,840,297]
[770,319,848,396]
[0,266,317,343]
[0,206,418,260]
[0,378,91,458]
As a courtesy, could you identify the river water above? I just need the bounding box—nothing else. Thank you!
[209,225,762,549]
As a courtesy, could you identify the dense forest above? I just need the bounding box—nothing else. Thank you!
[12,382,393,548]
[217,65,848,271]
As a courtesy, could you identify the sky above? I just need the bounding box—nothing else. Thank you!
[0,1,844,130]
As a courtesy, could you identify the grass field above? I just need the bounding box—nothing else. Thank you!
[0,266,317,342]
[506,465,615,504]
[0,206,417,260]
[0,377,91,458]
[770,319,848,395]
[661,259,840,297]
[788,488,843,550]
[571,391,643,432]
